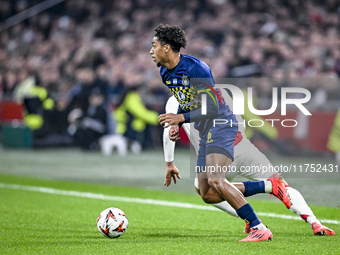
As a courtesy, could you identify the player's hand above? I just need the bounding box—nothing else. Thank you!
[169,125,180,141]
[158,113,185,128]
[164,161,182,186]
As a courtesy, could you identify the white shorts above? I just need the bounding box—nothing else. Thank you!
[195,141,275,190]
[228,142,274,181]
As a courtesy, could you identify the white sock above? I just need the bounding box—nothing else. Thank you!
[286,187,320,227]
[212,201,238,218]
[264,180,273,193]
[251,222,267,230]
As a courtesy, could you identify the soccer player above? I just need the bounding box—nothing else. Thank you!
[163,93,336,236]
[151,24,279,242]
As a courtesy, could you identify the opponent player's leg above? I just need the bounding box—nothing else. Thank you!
[235,176,335,235]
[283,181,335,236]
[231,150,291,208]
[235,146,335,235]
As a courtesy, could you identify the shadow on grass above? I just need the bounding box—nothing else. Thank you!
[139,227,235,239]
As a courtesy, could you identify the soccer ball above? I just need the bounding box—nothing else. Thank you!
[97,207,128,238]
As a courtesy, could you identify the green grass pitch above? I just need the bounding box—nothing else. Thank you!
[0,174,339,255]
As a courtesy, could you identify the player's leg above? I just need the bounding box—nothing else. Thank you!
[194,158,288,220]
[196,125,273,241]
[194,138,241,217]
[196,131,252,209]
[196,139,225,205]
[236,145,335,235]
[232,148,290,208]
[204,153,247,209]
[194,176,289,221]
[197,172,224,204]
[283,181,335,236]
[202,152,272,242]
[194,177,238,217]
[197,162,256,220]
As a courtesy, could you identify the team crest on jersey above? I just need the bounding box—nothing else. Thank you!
[182,75,189,85]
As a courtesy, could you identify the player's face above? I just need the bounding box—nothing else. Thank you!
[150,37,166,67]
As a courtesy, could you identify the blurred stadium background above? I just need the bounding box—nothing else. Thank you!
[0,0,340,208]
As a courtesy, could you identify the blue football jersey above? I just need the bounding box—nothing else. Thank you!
[160,54,236,135]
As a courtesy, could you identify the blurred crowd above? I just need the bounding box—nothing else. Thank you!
[1,0,340,150]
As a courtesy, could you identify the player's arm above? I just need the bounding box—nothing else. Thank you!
[163,103,179,162]
[163,125,176,162]
[164,125,181,186]
[163,97,181,186]
[164,160,181,186]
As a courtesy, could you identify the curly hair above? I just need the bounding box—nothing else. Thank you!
[154,24,187,52]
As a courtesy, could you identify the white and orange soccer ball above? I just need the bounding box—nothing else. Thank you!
[97,207,128,238]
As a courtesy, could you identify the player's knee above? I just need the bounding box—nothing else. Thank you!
[207,178,223,190]
[200,192,216,204]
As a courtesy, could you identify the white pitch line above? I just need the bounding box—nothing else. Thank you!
[0,182,339,225]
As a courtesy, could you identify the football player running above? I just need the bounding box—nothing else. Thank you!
[152,24,277,242]
[163,91,335,237]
